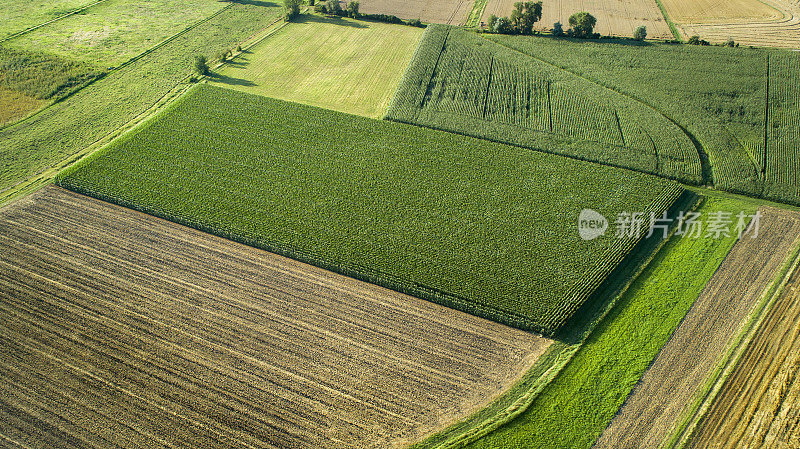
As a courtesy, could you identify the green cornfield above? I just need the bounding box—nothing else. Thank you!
[387,26,702,184]
[57,84,683,334]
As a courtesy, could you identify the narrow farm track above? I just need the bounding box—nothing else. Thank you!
[0,186,551,449]
[594,206,800,449]
[688,249,800,448]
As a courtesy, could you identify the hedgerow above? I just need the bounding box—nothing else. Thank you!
[57,84,683,334]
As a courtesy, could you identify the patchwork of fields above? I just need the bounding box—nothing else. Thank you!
[481,0,673,39]
[57,84,683,334]
[4,0,227,67]
[211,16,423,118]
[597,206,800,448]
[0,186,550,448]
[687,243,800,449]
[388,26,701,183]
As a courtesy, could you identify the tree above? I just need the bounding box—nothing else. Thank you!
[510,4,524,33]
[687,35,700,44]
[521,1,542,34]
[326,0,342,15]
[725,37,735,47]
[284,0,301,20]
[194,55,209,76]
[633,25,646,40]
[487,14,498,31]
[552,21,564,36]
[568,11,596,38]
[495,16,513,34]
[346,0,359,17]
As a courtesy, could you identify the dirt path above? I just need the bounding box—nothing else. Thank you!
[594,206,800,449]
[0,186,551,449]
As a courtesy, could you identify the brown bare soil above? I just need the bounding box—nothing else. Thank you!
[0,186,551,449]
[673,0,800,48]
[481,0,673,39]
[594,206,800,449]
[688,240,800,448]
[357,0,472,25]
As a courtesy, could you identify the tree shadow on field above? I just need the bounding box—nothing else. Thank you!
[532,34,660,47]
[208,72,257,87]
[294,14,369,28]
[220,0,279,8]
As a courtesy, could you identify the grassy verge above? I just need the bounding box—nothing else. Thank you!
[461,197,753,449]
[465,0,489,27]
[653,0,682,41]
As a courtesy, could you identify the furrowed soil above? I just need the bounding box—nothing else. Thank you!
[594,206,800,448]
[0,186,551,449]
[480,0,673,39]
[688,236,800,448]
[357,0,471,25]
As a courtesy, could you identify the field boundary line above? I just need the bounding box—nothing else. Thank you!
[0,0,110,43]
[664,227,800,449]
[652,0,683,41]
[414,193,699,449]
[485,35,711,185]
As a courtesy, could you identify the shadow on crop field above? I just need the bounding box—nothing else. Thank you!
[222,0,279,8]
[294,14,369,28]
[208,73,257,87]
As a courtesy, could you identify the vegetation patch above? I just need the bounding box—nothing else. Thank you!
[462,197,752,449]
[57,84,683,334]
[388,26,702,183]
[4,0,227,67]
[0,88,46,127]
[0,45,103,100]
[211,15,423,118]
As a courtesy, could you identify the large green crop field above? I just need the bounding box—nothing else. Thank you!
[57,84,683,334]
[5,0,227,67]
[484,32,800,205]
[388,26,702,184]
[210,16,423,118]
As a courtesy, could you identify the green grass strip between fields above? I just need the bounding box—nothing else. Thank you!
[462,197,755,449]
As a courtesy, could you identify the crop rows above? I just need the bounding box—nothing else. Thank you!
[764,53,800,204]
[57,84,683,334]
[388,26,702,184]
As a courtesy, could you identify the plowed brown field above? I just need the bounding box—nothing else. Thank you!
[0,186,551,449]
[481,0,673,39]
[357,0,471,25]
[688,241,800,448]
[594,206,800,449]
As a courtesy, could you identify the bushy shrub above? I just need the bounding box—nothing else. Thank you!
[552,21,563,36]
[407,18,423,27]
[633,25,646,41]
[346,1,359,17]
[194,55,209,76]
[284,0,301,20]
[568,11,596,38]
[326,0,342,15]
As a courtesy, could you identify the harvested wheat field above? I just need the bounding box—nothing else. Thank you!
[357,0,471,25]
[661,0,782,24]
[0,186,551,449]
[670,0,800,48]
[687,247,800,449]
[481,0,673,38]
[594,206,800,449]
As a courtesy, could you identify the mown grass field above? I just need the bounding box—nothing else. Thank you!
[0,0,282,202]
[481,32,800,206]
[0,186,551,449]
[388,26,702,184]
[211,16,422,118]
[462,197,753,449]
[0,0,95,39]
[57,84,682,334]
[5,0,227,67]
